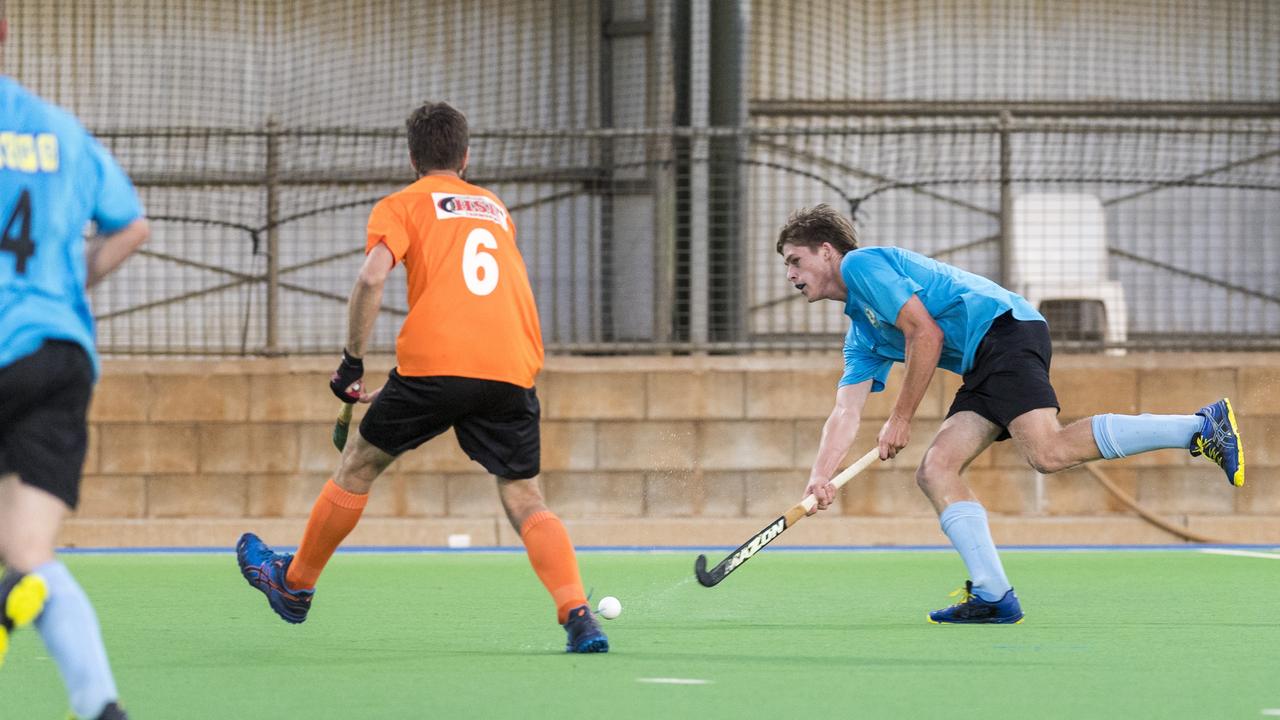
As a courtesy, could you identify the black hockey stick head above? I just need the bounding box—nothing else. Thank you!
[694,515,788,588]
[694,553,722,587]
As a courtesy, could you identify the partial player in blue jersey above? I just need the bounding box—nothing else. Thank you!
[776,204,1242,624]
[0,7,148,719]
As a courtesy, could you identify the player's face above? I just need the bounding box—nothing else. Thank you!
[781,242,838,303]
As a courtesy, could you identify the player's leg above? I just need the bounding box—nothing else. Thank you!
[282,431,393,589]
[460,381,587,621]
[236,418,395,623]
[1008,400,1241,486]
[496,476,588,616]
[495,477,585,614]
[916,412,1022,623]
[0,341,128,718]
[1,487,128,720]
[1,479,122,718]
[495,476,607,653]
[457,380,606,652]
[914,412,1000,515]
[1003,408,1103,473]
[238,371,465,622]
[919,316,1050,623]
[986,315,1239,485]
[0,474,55,667]
[965,315,1198,476]
[1016,401,1243,487]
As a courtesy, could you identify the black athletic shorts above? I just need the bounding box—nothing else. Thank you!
[359,371,541,480]
[0,340,93,508]
[946,311,1060,442]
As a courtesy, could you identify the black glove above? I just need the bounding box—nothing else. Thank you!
[330,348,364,402]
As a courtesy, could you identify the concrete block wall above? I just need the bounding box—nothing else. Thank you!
[63,354,1280,547]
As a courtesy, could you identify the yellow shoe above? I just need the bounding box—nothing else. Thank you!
[0,573,49,670]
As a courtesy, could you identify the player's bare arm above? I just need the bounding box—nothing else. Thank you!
[881,294,943,460]
[330,242,394,403]
[85,218,149,288]
[804,380,872,514]
[345,242,394,358]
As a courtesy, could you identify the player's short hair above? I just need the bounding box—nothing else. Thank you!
[776,204,858,256]
[405,101,468,174]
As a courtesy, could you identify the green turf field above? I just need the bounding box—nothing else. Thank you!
[4,550,1278,719]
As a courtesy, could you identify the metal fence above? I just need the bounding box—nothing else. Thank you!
[91,113,1280,355]
[9,0,1279,355]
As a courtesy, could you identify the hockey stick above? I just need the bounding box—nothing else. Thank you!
[694,448,879,588]
[331,402,354,451]
[331,378,365,452]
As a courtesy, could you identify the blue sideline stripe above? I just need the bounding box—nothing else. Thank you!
[58,543,1280,555]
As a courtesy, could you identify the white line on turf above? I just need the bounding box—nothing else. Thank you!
[637,678,712,685]
[1259,709,1280,716]
[1200,549,1280,560]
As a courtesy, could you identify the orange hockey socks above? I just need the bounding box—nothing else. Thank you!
[284,479,368,590]
[520,511,587,623]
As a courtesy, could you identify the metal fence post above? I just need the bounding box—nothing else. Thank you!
[998,110,1014,288]
[265,118,280,354]
[689,0,710,349]
[709,0,746,343]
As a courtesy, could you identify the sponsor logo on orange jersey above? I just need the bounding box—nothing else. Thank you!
[432,192,509,231]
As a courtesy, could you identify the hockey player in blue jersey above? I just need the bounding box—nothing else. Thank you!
[776,204,1242,624]
[0,6,149,718]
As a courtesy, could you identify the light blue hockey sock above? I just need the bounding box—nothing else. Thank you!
[1091,413,1203,460]
[939,501,1011,602]
[33,561,119,720]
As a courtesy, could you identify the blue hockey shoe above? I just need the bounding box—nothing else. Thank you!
[928,581,1024,624]
[0,571,48,669]
[1191,398,1244,487]
[236,533,313,624]
[562,604,609,653]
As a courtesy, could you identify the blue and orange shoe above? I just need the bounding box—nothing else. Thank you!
[1190,398,1245,487]
[236,533,313,624]
[562,604,609,653]
[927,581,1024,624]
[0,571,48,669]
